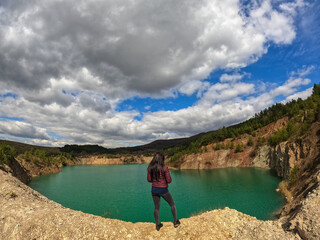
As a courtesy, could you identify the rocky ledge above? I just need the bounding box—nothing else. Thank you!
[2,170,317,240]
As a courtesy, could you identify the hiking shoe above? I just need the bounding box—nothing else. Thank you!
[156,223,163,231]
[174,219,181,228]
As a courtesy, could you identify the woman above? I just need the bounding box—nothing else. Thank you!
[147,152,180,231]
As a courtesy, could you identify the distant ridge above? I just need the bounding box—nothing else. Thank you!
[59,132,206,155]
[0,139,60,155]
[0,131,204,155]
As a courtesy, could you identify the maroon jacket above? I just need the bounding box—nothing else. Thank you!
[147,165,172,188]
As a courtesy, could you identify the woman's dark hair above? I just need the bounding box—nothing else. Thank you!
[148,152,165,181]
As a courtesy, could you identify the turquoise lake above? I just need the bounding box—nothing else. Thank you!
[28,164,285,222]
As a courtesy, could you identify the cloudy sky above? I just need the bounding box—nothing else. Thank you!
[0,0,319,148]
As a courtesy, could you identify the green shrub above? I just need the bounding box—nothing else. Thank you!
[22,149,74,166]
[257,137,266,146]
[289,166,299,183]
[235,143,244,153]
[169,149,191,167]
[268,122,298,147]
[0,144,15,164]
[247,136,254,146]
[123,157,135,163]
[214,143,221,150]
[249,150,256,158]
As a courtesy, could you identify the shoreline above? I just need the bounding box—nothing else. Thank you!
[27,164,285,222]
[1,169,305,239]
[1,160,319,239]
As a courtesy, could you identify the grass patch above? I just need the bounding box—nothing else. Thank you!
[289,166,299,184]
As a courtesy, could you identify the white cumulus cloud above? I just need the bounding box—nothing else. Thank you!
[0,0,311,147]
[0,0,301,101]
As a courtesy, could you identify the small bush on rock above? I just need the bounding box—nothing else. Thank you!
[0,144,15,165]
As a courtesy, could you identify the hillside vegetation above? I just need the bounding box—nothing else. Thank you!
[0,144,15,165]
[166,83,320,165]
[0,141,74,169]
[0,140,60,155]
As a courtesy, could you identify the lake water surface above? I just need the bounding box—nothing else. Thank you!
[28,164,285,222]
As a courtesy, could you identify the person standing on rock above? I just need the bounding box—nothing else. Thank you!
[147,152,180,231]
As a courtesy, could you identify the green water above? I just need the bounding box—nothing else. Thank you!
[28,165,285,222]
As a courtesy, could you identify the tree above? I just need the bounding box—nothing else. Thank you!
[235,143,243,153]
[247,136,254,146]
[0,144,15,164]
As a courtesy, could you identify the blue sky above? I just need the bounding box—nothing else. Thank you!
[0,0,319,147]
[118,0,320,115]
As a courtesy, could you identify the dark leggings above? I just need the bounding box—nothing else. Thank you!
[152,192,177,225]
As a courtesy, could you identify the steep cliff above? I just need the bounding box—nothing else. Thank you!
[0,156,79,182]
[280,166,320,239]
[170,119,320,182]
[0,157,31,184]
